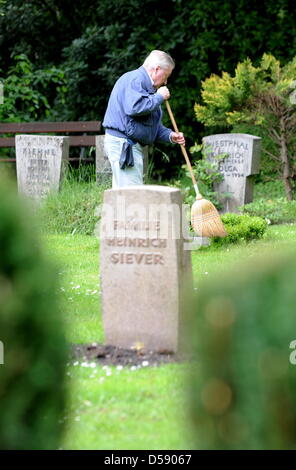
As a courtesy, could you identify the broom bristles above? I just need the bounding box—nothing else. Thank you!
[191,198,227,238]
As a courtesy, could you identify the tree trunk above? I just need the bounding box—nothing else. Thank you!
[280,117,294,201]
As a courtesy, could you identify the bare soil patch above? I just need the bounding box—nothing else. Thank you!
[71,343,191,367]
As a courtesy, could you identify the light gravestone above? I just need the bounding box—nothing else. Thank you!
[203,133,261,212]
[96,135,112,184]
[100,185,192,353]
[15,134,69,201]
[96,135,149,185]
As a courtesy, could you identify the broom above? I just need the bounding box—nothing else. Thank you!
[165,100,227,238]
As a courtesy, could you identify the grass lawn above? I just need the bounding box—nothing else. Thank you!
[42,224,296,450]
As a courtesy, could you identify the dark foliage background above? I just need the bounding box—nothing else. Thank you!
[1,0,296,179]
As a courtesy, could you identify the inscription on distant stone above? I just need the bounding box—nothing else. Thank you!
[16,135,69,201]
[203,133,261,212]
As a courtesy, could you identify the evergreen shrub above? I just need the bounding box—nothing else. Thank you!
[0,178,67,449]
[211,213,267,246]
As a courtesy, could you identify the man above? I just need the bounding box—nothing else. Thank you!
[102,50,185,188]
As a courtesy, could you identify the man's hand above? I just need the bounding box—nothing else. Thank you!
[170,132,185,146]
[157,86,170,100]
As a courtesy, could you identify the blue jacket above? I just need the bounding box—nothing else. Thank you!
[102,66,172,146]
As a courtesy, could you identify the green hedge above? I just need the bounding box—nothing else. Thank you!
[241,198,296,225]
[211,213,268,246]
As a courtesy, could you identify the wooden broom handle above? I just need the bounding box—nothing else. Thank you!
[165,101,201,198]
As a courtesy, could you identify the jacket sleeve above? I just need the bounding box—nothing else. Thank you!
[155,123,173,143]
[123,77,164,117]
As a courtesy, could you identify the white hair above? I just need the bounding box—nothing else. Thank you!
[143,50,175,71]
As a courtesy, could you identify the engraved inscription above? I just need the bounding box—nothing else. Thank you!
[107,238,167,248]
[203,133,261,212]
[109,220,166,266]
[114,220,160,231]
[110,252,164,265]
[25,157,51,197]
[15,134,69,201]
[207,139,247,179]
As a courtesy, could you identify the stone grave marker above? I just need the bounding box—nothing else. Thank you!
[203,133,261,212]
[15,134,69,201]
[100,185,192,353]
[96,135,112,184]
[96,135,149,185]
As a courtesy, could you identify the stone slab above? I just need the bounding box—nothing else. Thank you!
[100,185,192,352]
[15,134,69,201]
[203,133,261,212]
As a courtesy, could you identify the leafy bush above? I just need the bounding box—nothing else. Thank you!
[0,177,67,449]
[241,198,296,224]
[190,245,296,449]
[211,213,268,246]
[253,180,286,200]
[0,53,67,122]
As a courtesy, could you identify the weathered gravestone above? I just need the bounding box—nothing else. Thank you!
[96,135,149,185]
[96,135,113,184]
[203,133,261,212]
[100,185,192,352]
[15,134,69,201]
[0,80,3,105]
